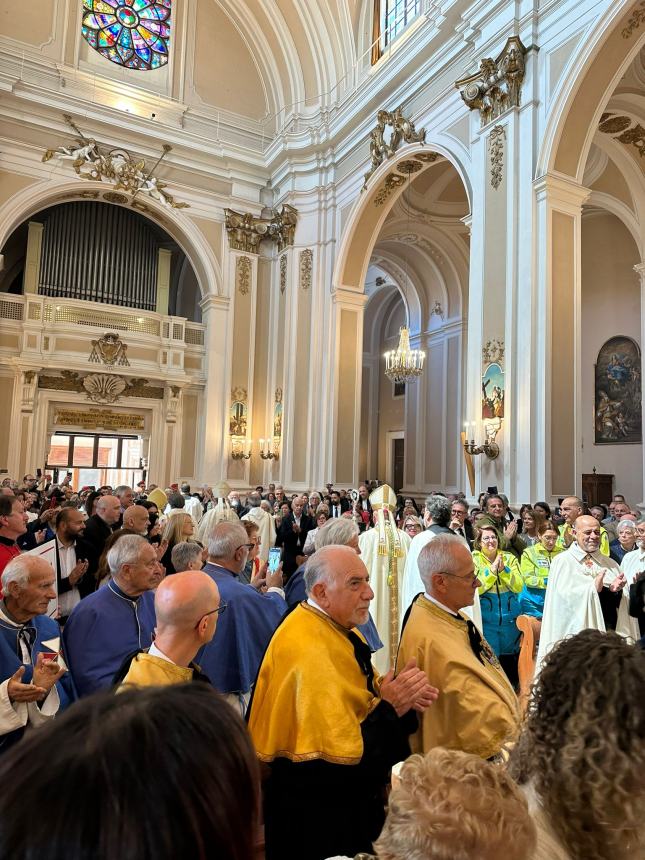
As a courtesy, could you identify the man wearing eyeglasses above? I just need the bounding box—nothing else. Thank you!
[397,534,519,760]
[116,570,221,688]
[200,521,286,713]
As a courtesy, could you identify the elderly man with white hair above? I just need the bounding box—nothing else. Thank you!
[63,535,163,697]
[198,521,286,713]
[0,555,73,750]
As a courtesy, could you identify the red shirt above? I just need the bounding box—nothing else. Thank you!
[0,537,21,597]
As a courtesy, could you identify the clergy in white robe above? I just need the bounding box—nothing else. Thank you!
[358,485,410,676]
[196,482,238,545]
[536,515,638,672]
[241,494,275,563]
[401,524,483,634]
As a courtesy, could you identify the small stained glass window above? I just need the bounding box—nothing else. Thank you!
[81,0,171,71]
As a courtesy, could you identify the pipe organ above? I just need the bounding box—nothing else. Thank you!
[38,202,159,311]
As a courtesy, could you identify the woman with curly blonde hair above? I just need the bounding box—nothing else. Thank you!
[509,629,645,860]
[371,748,535,860]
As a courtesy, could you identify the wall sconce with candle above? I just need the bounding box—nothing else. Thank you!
[462,421,500,460]
[231,436,252,460]
[259,437,280,461]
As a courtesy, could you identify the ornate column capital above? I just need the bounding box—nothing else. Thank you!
[456,37,528,128]
[224,205,298,253]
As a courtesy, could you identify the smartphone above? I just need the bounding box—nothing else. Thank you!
[268,547,282,573]
[36,468,42,478]
[66,471,73,478]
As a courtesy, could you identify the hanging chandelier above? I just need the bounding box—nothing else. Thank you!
[384,326,425,384]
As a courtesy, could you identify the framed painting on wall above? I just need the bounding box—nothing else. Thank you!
[594,336,641,444]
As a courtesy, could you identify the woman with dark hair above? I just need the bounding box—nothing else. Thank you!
[509,629,645,860]
[532,501,552,519]
[0,684,259,860]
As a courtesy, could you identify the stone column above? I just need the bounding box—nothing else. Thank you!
[156,248,172,315]
[24,222,43,295]
[198,294,232,483]
[635,263,645,511]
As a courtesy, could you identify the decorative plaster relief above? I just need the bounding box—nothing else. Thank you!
[224,206,298,253]
[489,125,505,189]
[280,254,287,294]
[236,256,252,295]
[598,113,645,157]
[299,249,313,290]
[362,107,427,189]
[482,338,505,366]
[88,332,130,366]
[623,2,645,38]
[456,37,527,128]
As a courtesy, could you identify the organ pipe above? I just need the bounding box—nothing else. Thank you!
[38,201,160,311]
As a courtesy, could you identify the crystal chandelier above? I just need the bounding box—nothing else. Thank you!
[384,326,425,384]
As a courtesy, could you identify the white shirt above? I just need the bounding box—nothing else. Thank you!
[183,496,204,524]
[148,641,174,664]
[56,539,81,618]
[620,546,645,586]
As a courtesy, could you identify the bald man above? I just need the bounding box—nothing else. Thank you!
[536,515,639,671]
[122,505,151,536]
[557,496,610,555]
[117,570,220,688]
[84,495,121,580]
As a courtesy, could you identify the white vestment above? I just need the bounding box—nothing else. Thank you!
[241,507,276,563]
[400,529,483,633]
[359,526,411,676]
[196,504,239,544]
[536,543,638,673]
[620,546,645,586]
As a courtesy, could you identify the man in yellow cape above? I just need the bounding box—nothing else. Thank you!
[247,545,437,860]
[397,534,519,760]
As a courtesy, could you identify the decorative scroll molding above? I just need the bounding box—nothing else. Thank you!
[489,125,505,189]
[374,172,407,206]
[299,249,313,290]
[89,332,130,366]
[236,256,252,295]
[280,254,287,294]
[373,152,439,206]
[482,338,505,367]
[362,107,426,189]
[598,113,645,157]
[456,37,527,128]
[623,2,645,38]
[224,205,298,254]
[37,370,164,401]
[42,114,189,209]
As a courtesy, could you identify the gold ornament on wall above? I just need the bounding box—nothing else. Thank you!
[280,254,287,294]
[42,115,189,209]
[623,1,645,38]
[482,338,505,367]
[489,125,505,189]
[598,113,645,158]
[224,205,298,254]
[456,37,527,128]
[374,172,407,206]
[362,107,426,189]
[299,249,313,290]
[236,256,252,295]
[89,332,130,366]
[83,373,127,404]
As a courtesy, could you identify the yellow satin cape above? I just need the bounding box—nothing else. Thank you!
[118,653,194,689]
[247,603,381,765]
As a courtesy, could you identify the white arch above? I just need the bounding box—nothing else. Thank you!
[0,178,223,299]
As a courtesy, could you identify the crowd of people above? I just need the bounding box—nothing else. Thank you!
[0,471,644,860]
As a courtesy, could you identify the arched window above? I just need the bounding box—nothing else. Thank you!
[81,0,171,71]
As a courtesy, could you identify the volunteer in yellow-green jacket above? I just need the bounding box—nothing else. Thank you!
[556,496,609,556]
[519,520,562,617]
[117,570,222,689]
[472,525,524,687]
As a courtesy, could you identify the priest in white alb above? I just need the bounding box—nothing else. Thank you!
[536,514,639,671]
[358,485,410,675]
[241,492,275,563]
[196,481,238,544]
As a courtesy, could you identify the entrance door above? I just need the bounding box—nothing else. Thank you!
[393,437,405,493]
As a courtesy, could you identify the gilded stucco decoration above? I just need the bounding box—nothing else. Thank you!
[88,332,130,366]
[42,115,189,209]
[362,107,427,189]
[482,339,505,367]
[236,256,252,295]
[37,370,164,400]
[280,254,287,294]
[299,249,313,290]
[623,2,645,38]
[374,172,407,206]
[224,205,298,254]
[489,125,506,189]
[598,113,645,157]
[456,37,527,128]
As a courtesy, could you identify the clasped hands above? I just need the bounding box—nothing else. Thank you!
[380,658,439,717]
[7,654,66,704]
[594,570,627,593]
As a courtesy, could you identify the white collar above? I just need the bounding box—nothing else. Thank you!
[148,641,174,664]
[425,593,461,618]
[306,597,329,617]
[569,542,603,563]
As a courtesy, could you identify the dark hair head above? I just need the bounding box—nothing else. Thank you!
[0,495,18,518]
[0,684,259,860]
[167,492,185,510]
[532,501,552,517]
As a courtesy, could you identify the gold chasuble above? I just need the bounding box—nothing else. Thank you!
[119,653,195,688]
[248,602,381,764]
[397,596,519,760]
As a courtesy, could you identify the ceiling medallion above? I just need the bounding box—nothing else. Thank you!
[103,191,129,204]
[396,159,423,174]
[598,113,645,158]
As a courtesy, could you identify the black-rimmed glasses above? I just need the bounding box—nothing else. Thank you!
[195,602,228,629]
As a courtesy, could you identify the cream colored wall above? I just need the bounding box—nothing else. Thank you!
[0,0,63,57]
[180,390,199,479]
[377,378,404,479]
[0,172,39,208]
[580,210,642,504]
[0,374,14,471]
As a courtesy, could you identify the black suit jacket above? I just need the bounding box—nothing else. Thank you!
[55,536,96,601]
[452,520,475,549]
[275,514,315,579]
[329,500,350,518]
[82,514,114,578]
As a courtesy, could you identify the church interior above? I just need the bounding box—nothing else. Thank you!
[1,1,645,858]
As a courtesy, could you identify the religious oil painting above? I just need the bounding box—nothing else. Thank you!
[594,336,641,444]
[482,362,504,420]
[229,400,248,437]
[273,401,283,438]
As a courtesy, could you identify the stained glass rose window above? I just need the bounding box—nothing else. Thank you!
[82,0,171,71]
